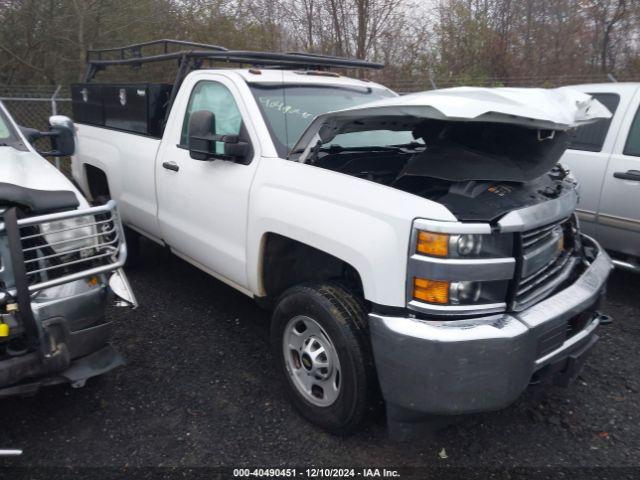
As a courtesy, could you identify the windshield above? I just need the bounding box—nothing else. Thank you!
[249,84,403,156]
[0,104,22,149]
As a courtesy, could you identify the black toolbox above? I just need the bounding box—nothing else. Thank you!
[71,83,172,137]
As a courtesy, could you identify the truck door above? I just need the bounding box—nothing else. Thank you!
[597,89,640,257]
[560,92,622,238]
[155,76,259,292]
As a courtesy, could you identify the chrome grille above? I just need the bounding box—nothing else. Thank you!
[513,218,576,310]
[0,200,126,297]
[522,223,562,249]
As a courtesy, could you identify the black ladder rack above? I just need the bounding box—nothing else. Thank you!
[86,39,229,61]
[78,39,384,138]
[83,39,384,82]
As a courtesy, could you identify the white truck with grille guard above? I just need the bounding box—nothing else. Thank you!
[0,101,136,397]
[70,40,614,438]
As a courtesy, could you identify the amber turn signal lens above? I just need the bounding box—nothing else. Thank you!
[416,231,449,257]
[413,277,449,304]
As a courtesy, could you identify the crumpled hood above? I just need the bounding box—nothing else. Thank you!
[291,86,612,154]
[0,147,88,209]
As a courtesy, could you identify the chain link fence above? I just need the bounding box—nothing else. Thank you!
[386,72,637,94]
[0,85,72,130]
[0,85,72,174]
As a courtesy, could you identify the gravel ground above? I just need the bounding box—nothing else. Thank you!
[0,239,638,474]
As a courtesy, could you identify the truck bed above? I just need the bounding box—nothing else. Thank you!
[72,123,162,239]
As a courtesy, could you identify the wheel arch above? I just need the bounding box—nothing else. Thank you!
[83,163,111,202]
[258,232,366,305]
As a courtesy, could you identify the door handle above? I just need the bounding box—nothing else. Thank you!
[613,169,640,181]
[162,161,179,172]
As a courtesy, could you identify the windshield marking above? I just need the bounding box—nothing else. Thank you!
[257,97,314,120]
[250,84,395,157]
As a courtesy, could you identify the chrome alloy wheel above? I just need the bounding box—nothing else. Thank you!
[283,315,342,407]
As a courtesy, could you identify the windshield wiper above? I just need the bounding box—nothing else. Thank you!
[319,142,427,155]
[308,144,404,164]
[389,142,426,150]
[319,144,405,154]
[289,145,398,157]
[303,141,422,163]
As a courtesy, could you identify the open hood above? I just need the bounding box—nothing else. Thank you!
[0,148,86,213]
[0,101,88,212]
[290,86,612,158]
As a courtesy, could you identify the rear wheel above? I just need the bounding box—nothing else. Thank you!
[271,282,375,435]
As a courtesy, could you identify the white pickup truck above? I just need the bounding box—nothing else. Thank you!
[70,40,614,438]
[561,83,640,273]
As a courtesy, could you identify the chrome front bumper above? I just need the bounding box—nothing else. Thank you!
[369,235,612,418]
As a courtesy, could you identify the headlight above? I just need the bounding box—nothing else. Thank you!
[412,277,509,306]
[450,280,481,304]
[409,224,514,312]
[40,216,98,256]
[416,231,448,256]
[454,234,481,256]
[415,230,512,259]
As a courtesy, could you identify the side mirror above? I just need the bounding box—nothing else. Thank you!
[187,110,216,161]
[187,110,249,162]
[47,116,76,157]
[24,116,76,157]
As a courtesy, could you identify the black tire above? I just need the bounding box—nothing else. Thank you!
[271,282,376,435]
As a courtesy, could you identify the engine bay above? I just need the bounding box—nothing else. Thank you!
[308,119,577,223]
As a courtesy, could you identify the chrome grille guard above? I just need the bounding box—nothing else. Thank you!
[0,200,127,301]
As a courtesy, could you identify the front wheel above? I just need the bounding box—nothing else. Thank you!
[271,282,375,435]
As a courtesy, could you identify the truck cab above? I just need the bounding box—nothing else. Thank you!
[69,40,614,438]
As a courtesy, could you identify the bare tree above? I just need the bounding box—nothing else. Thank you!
[1,0,640,89]
[585,0,628,72]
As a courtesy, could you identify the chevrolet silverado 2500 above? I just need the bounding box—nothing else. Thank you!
[0,101,136,397]
[70,40,613,437]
